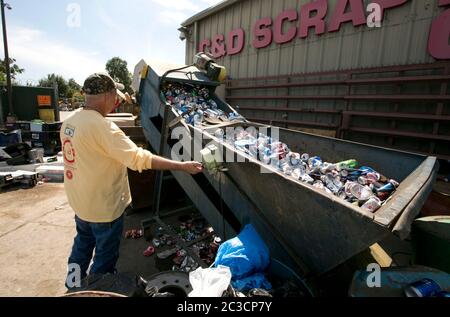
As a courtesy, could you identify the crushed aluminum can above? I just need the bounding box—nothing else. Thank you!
[338,189,347,200]
[292,168,303,180]
[377,191,391,201]
[282,163,293,176]
[143,246,155,257]
[379,174,389,183]
[262,154,271,165]
[345,182,354,197]
[181,256,196,270]
[301,174,315,185]
[214,129,225,138]
[336,159,358,170]
[358,176,369,186]
[360,166,376,174]
[340,169,349,178]
[370,182,384,190]
[313,181,325,190]
[377,183,395,193]
[404,279,442,298]
[320,163,337,174]
[331,170,340,178]
[389,179,400,188]
[361,197,382,213]
[301,153,310,162]
[348,182,373,201]
[366,172,381,184]
[152,239,161,248]
[185,232,196,242]
[308,165,321,175]
[288,153,301,166]
[308,156,322,168]
[322,174,342,194]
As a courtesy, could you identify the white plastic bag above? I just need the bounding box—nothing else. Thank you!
[188,265,232,297]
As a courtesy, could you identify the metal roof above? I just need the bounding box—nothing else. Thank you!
[181,0,240,27]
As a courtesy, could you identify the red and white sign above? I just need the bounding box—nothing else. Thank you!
[199,0,450,60]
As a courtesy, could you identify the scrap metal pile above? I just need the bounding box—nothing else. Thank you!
[162,83,400,214]
[131,215,222,273]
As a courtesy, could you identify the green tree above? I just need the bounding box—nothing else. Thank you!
[39,74,69,98]
[0,58,25,83]
[67,78,81,98]
[71,90,85,109]
[106,57,132,94]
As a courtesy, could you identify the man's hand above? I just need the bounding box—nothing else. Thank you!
[181,161,204,175]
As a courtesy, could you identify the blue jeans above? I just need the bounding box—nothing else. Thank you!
[67,214,124,282]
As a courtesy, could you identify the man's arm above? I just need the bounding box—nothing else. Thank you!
[152,155,203,175]
[98,122,203,175]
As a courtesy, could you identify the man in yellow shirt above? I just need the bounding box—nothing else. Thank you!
[61,72,203,287]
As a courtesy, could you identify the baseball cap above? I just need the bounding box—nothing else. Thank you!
[82,72,125,97]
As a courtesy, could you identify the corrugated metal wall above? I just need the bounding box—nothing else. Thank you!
[184,0,450,159]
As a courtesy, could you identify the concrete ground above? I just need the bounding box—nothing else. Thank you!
[0,184,74,297]
[0,182,402,298]
[0,183,170,297]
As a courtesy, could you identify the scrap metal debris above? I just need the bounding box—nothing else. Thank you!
[125,229,143,239]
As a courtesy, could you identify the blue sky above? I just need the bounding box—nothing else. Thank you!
[1,0,222,85]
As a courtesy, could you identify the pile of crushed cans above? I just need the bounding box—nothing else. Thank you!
[161,83,398,213]
[149,216,222,273]
[162,83,243,126]
[169,236,221,273]
[219,129,400,214]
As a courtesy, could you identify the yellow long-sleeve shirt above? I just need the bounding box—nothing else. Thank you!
[60,109,153,223]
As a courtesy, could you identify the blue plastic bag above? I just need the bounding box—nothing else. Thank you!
[215,225,270,280]
[231,273,272,292]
